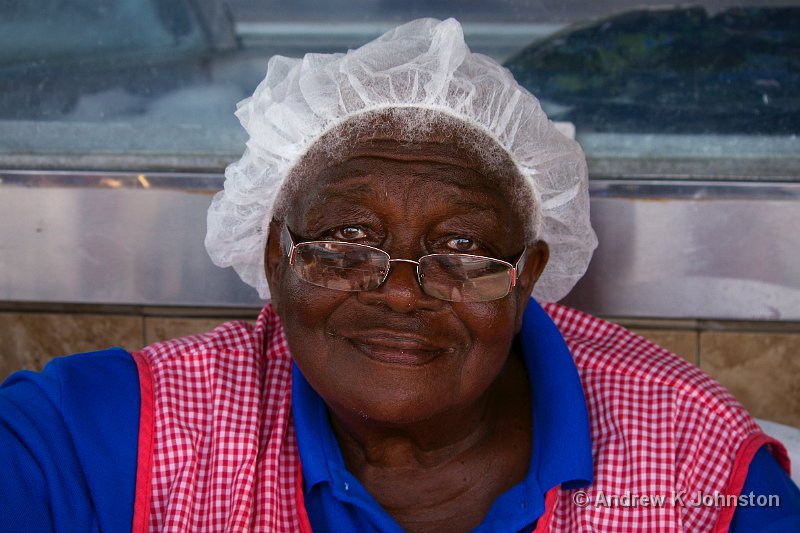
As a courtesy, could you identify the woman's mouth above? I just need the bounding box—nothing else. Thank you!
[345,333,452,366]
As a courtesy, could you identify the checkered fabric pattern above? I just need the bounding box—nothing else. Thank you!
[132,303,784,532]
[135,306,305,532]
[544,304,785,532]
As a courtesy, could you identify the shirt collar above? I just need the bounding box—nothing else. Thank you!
[519,298,593,491]
[291,297,592,499]
[292,363,342,490]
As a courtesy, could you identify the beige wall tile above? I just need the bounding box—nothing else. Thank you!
[144,317,253,345]
[701,332,800,428]
[630,328,698,365]
[0,312,143,382]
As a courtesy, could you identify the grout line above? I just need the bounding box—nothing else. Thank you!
[694,330,701,368]
[140,315,147,349]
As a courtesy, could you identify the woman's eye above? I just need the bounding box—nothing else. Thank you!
[447,237,479,253]
[332,226,367,241]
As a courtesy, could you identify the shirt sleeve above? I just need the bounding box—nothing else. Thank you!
[0,348,140,533]
[729,445,800,532]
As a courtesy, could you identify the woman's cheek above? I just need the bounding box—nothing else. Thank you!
[456,300,519,345]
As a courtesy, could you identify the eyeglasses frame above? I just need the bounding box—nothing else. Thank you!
[280,225,528,301]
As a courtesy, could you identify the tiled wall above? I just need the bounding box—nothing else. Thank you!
[1,305,798,427]
[0,305,256,382]
[617,318,800,428]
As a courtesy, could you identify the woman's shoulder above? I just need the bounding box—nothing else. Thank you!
[2,347,138,409]
[542,304,793,530]
[543,303,762,444]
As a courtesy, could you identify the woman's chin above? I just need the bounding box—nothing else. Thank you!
[332,393,448,428]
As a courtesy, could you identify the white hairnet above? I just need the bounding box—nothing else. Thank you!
[205,17,597,302]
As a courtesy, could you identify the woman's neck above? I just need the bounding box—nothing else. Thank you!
[327,350,532,532]
[330,381,498,470]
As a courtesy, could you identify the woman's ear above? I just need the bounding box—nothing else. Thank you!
[513,240,549,333]
[264,218,284,311]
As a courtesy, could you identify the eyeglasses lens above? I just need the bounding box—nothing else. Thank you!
[292,242,387,291]
[419,255,512,302]
[291,242,512,302]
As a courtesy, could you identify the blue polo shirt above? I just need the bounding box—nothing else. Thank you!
[292,300,800,533]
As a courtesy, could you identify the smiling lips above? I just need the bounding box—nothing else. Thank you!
[344,331,455,366]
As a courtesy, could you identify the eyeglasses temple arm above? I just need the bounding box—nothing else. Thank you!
[511,246,529,287]
[279,224,295,260]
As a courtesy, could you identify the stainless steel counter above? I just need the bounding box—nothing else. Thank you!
[2,170,798,320]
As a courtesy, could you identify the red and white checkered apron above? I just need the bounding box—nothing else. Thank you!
[130,304,788,532]
[544,305,787,532]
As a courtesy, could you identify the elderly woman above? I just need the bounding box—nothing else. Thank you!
[1,18,799,533]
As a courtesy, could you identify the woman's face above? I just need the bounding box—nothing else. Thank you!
[266,138,547,426]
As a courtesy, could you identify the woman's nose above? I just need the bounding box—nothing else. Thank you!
[357,260,442,313]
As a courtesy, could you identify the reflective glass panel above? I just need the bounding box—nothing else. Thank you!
[2,0,798,180]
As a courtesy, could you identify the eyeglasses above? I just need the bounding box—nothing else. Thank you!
[281,226,526,302]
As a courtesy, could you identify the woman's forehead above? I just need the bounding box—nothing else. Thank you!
[306,154,509,208]
[309,139,506,189]
[288,142,518,220]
